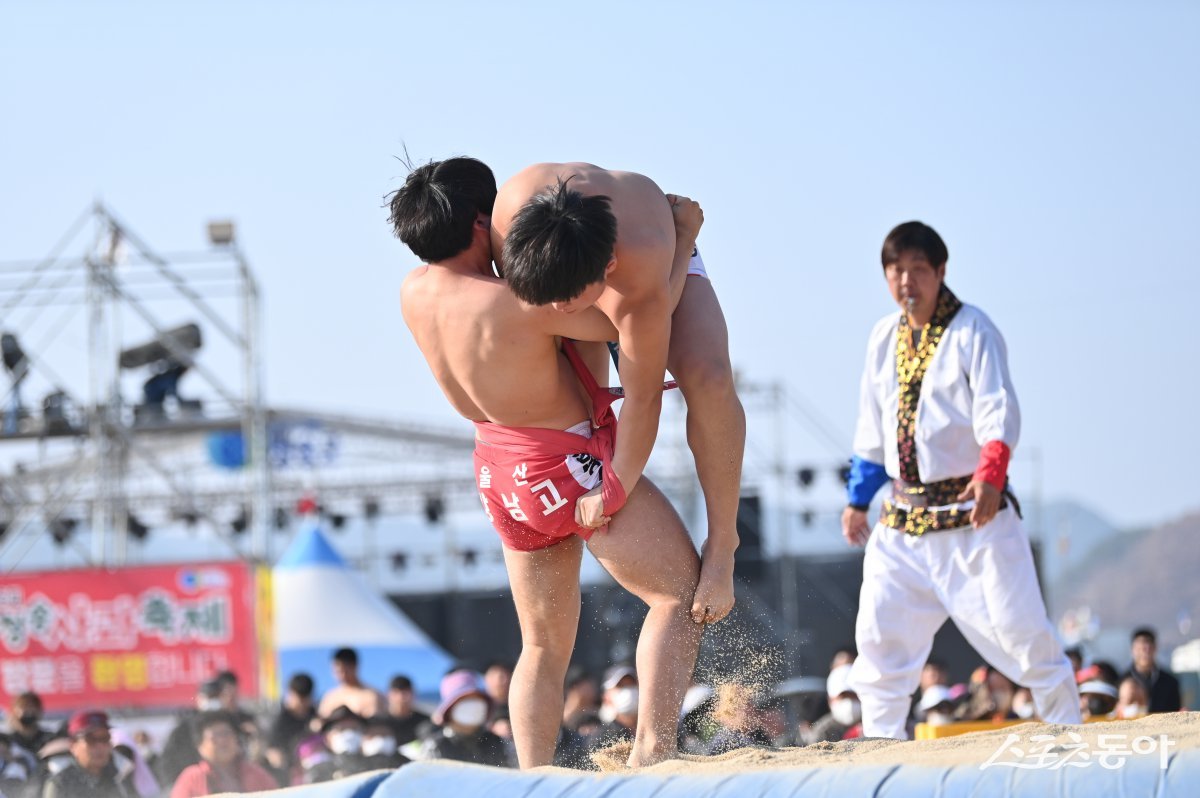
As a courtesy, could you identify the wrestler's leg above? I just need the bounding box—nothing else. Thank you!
[665,276,745,620]
[587,477,702,767]
[503,535,584,769]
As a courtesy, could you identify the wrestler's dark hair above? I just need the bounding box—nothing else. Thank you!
[386,156,497,263]
[881,221,949,269]
[502,178,617,306]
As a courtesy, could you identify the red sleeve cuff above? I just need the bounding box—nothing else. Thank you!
[974,440,1011,491]
[601,471,627,516]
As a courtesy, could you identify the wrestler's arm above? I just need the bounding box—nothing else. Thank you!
[664,195,704,312]
[540,305,619,343]
[602,286,672,507]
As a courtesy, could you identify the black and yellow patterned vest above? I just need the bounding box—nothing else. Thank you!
[880,285,1000,535]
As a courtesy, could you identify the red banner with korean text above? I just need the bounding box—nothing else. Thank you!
[0,561,264,711]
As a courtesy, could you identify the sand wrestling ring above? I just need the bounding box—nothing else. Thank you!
[245,713,1198,797]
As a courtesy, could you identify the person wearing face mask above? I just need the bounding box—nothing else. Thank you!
[807,665,863,743]
[361,717,410,770]
[584,665,640,760]
[915,684,959,728]
[303,706,375,783]
[1079,680,1119,719]
[110,728,161,798]
[1010,687,1037,721]
[5,692,58,761]
[420,670,509,767]
[1114,676,1149,720]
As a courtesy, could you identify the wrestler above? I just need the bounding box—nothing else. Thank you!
[492,163,745,627]
[388,157,706,768]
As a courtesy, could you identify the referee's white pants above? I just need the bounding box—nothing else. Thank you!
[849,507,1081,739]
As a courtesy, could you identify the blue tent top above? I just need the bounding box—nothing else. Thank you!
[276,525,346,569]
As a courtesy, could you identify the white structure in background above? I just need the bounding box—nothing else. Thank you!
[273,524,452,697]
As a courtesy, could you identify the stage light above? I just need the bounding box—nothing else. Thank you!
[460,548,478,567]
[796,467,815,488]
[49,517,78,546]
[207,220,236,247]
[837,464,852,485]
[1,333,27,377]
[363,497,380,521]
[330,513,346,530]
[273,507,289,530]
[800,509,815,528]
[391,552,408,571]
[2,334,29,433]
[230,509,248,535]
[423,495,445,525]
[128,514,150,541]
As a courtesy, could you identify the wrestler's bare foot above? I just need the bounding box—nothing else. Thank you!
[690,542,736,624]
[626,732,680,769]
[626,745,680,768]
[591,740,680,771]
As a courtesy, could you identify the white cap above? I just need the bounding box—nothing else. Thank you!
[1078,680,1118,699]
[917,684,954,713]
[602,664,637,691]
[680,684,714,717]
[826,664,855,698]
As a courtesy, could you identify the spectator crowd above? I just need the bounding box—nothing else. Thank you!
[0,627,1188,796]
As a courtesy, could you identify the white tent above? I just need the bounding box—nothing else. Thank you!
[273,526,453,698]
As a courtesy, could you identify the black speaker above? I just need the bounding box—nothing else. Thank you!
[735,494,764,582]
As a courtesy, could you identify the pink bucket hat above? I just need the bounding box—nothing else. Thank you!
[433,669,492,725]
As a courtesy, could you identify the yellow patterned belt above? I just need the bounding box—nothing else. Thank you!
[880,475,1011,536]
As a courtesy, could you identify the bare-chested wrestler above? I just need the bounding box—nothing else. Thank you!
[492,164,745,628]
[388,157,705,768]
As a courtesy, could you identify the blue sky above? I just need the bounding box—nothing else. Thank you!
[1,1,1197,530]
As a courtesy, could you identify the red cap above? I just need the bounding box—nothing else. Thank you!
[67,711,110,737]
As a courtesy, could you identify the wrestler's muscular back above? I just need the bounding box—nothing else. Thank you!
[400,266,592,430]
[491,163,676,303]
